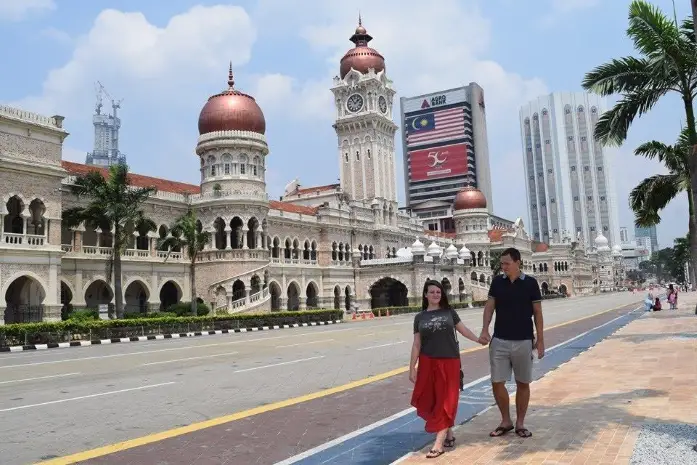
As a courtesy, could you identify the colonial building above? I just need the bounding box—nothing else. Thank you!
[0,21,624,325]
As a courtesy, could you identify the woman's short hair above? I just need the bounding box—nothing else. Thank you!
[422,279,451,310]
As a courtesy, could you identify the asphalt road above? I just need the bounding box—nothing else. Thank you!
[0,292,642,465]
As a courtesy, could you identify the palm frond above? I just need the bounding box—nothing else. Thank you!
[628,0,682,59]
[633,140,674,160]
[62,207,86,229]
[629,173,682,226]
[593,87,667,145]
[581,57,655,95]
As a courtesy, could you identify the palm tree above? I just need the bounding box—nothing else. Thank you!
[63,164,156,318]
[629,128,695,284]
[582,0,697,296]
[159,210,211,316]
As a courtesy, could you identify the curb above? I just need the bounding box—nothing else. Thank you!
[0,319,344,353]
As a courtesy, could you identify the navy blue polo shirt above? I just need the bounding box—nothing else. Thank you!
[488,272,542,341]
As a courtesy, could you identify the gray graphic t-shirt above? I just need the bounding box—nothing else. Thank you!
[413,308,461,359]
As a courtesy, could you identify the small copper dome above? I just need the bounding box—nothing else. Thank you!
[453,187,487,210]
[339,18,385,79]
[198,64,266,135]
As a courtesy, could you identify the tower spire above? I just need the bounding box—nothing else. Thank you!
[227,61,235,88]
[358,11,362,27]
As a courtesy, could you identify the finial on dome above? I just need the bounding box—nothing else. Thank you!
[358,11,362,26]
[227,61,235,88]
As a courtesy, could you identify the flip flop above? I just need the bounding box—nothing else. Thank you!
[515,428,533,438]
[426,449,445,458]
[489,425,514,437]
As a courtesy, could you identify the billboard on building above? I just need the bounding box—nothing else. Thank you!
[408,142,468,182]
[401,88,468,113]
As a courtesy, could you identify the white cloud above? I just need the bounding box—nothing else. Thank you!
[541,0,601,26]
[0,0,55,21]
[252,0,546,125]
[13,5,257,117]
[40,27,72,45]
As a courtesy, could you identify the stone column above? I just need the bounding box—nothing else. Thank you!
[95,227,102,248]
[147,231,158,257]
[256,230,262,249]
[242,227,249,249]
[225,227,233,250]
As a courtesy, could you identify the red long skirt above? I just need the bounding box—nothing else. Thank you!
[410,354,460,433]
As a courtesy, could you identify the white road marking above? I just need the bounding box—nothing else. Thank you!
[276,339,335,349]
[0,372,81,385]
[140,352,239,366]
[0,382,175,413]
[278,305,643,465]
[356,341,407,351]
[232,356,324,373]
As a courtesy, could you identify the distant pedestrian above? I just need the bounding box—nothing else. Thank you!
[667,284,677,310]
[479,247,544,439]
[410,279,485,458]
[651,297,662,311]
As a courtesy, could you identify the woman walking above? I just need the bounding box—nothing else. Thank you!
[410,280,484,458]
[667,284,678,310]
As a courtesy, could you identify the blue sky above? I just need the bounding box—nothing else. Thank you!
[0,0,688,248]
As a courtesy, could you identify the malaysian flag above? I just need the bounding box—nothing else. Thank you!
[405,107,465,146]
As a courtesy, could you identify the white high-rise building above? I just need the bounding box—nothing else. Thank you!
[519,92,621,249]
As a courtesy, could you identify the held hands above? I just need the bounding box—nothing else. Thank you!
[478,330,491,346]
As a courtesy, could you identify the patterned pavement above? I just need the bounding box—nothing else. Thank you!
[402,292,697,465]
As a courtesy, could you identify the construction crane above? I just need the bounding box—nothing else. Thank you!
[95,81,124,116]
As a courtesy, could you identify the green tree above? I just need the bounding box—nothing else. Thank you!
[629,128,695,284]
[63,164,156,318]
[158,210,211,316]
[490,251,502,276]
[581,0,697,297]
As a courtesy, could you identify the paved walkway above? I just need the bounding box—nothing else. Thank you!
[403,292,697,465]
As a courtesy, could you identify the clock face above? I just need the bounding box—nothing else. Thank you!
[378,96,387,114]
[346,94,364,113]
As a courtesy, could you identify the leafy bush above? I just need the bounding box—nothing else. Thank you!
[0,309,343,348]
[167,301,210,316]
[371,300,487,317]
[67,309,99,321]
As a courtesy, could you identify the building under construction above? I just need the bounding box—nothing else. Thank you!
[85,82,126,167]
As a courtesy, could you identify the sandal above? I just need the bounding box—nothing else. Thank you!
[515,428,532,438]
[489,425,514,437]
[426,449,445,458]
[444,437,456,448]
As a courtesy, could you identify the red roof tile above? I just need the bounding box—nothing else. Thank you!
[62,161,200,195]
[487,229,505,241]
[269,200,318,215]
[293,184,339,195]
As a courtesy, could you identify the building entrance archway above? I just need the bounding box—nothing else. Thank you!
[370,278,408,309]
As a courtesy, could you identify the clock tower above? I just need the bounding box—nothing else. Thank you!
[331,18,399,213]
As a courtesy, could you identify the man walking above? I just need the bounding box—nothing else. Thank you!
[479,247,544,438]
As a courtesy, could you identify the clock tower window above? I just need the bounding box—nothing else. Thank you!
[367,149,371,159]
[345,153,349,163]
[356,151,360,161]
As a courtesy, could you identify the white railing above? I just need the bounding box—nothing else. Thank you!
[0,104,62,128]
[269,257,318,265]
[331,260,351,266]
[80,246,112,255]
[124,249,152,258]
[189,190,268,202]
[231,299,246,310]
[61,244,73,252]
[361,257,413,266]
[2,233,47,246]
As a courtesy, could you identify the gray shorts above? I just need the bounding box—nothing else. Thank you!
[489,337,534,384]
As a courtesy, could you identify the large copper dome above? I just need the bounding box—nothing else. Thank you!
[453,187,487,210]
[198,64,266,135]
[339,20,385,79]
